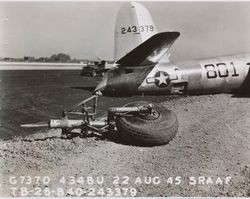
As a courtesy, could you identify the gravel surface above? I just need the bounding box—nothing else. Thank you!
[0,93,249,197]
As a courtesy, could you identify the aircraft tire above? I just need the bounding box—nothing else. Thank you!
[116,101,178,146]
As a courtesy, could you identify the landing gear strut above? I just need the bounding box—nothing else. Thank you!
[22,92,178,146]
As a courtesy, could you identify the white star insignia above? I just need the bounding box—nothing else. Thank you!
[155,72,167,86]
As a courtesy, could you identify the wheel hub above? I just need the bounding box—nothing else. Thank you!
[140,108,160,120]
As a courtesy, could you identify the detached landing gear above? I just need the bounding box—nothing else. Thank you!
[22,92,178,146]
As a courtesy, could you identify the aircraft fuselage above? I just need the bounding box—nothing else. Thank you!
[97,54,250,96]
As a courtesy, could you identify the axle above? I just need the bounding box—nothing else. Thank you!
[49,119,107,128]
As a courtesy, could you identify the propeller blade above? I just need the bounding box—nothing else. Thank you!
[21,122,49,128]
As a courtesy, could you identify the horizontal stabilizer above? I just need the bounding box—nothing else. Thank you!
[116,32,180,67]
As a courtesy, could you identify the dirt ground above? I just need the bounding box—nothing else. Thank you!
[0,70,249,196]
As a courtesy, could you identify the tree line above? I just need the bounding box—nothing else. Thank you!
[1,53,82,63]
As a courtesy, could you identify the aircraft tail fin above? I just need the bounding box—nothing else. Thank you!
[114,2,158,61]
[116,32,180,67]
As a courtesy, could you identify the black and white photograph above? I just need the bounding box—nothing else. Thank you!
[0,1,249,197]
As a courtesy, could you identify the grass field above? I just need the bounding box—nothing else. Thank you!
[0,70,95,139]
[0,70,165,139]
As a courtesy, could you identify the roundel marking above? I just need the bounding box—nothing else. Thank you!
[146,71,171,88]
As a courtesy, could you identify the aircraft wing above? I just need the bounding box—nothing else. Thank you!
[115,32,180,67]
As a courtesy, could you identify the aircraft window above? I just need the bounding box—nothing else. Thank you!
[246,62,250,65]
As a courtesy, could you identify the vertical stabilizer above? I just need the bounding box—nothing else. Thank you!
[114,2,158,61]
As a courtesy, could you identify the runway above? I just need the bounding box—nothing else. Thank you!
[0,62,83,70]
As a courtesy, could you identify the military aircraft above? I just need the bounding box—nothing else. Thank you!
[22,2,250,146]
[95,2,250,97]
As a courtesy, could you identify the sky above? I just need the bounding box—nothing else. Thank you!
[1,1,250,61]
